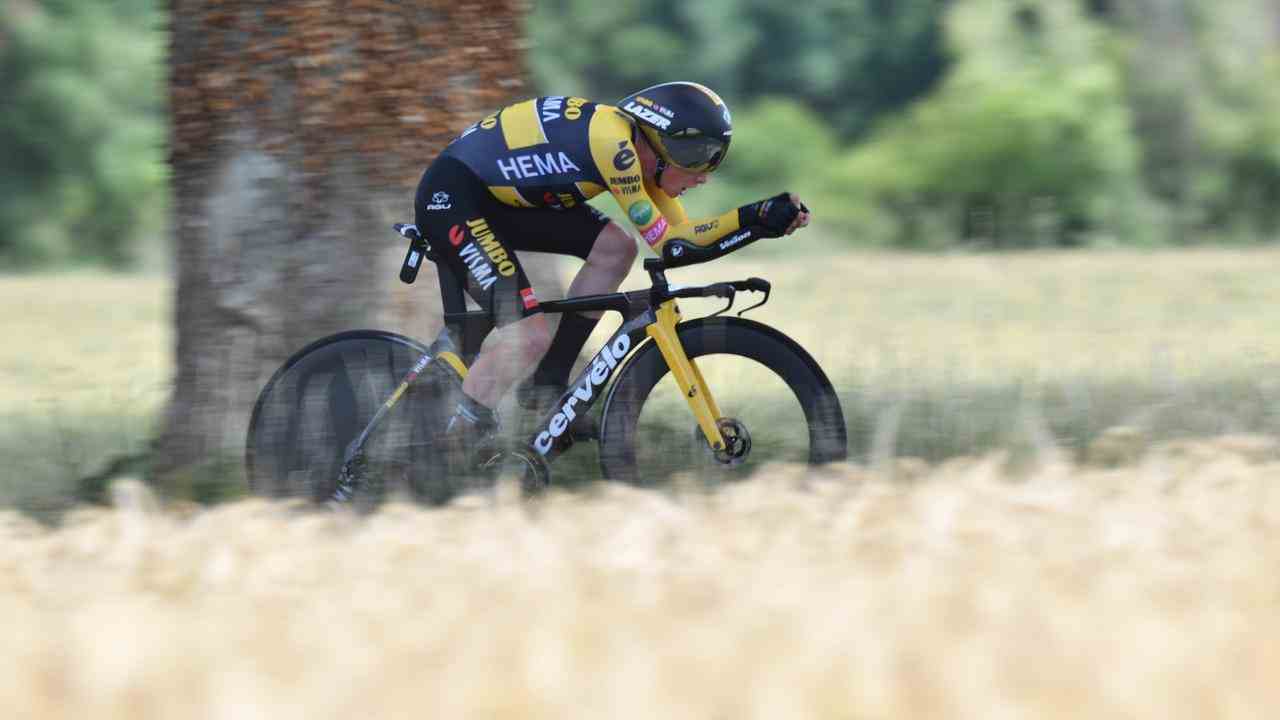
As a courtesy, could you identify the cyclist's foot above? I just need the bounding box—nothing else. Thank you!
[442,394,503,478]
[515,376,567,412]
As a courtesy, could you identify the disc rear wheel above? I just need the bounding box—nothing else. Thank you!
[245,330,462,506]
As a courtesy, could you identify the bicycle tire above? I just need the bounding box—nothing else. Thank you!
[597,317,847,484]
[245,330,461,505]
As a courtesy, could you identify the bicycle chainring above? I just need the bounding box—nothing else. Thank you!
[478,446,552,494]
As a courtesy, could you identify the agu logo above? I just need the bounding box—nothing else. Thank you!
[426,191,452,211]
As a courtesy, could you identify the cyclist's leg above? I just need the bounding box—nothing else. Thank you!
[564,219,638,303]
[500,208,635,396]
[414,158,552,419]
[461,313,550,407]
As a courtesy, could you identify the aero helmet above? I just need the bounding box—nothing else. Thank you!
[617,81,732,173]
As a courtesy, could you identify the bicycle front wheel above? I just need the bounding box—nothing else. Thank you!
[597,317,847,485]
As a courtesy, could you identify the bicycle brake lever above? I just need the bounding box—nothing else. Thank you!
[736,277,771,316]
[708,285,736,317]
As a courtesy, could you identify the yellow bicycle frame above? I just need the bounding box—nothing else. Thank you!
[376,303,727,453]
[644,299,727,451]
[380,350,468,411]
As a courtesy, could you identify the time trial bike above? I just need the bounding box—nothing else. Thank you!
[245,221,847,505]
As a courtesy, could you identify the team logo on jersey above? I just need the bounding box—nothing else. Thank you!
[718,230,751,251]
[537,96,586,122]
[520,287,539,310]
[426,191,452,211]
[459,112,499,139]
[609,173,642,195]
[541,96,565,122]
[628,201,654,226]
[542,191,577,210]
[642,217,669,246]
[496,151,582,181]
[613,141,636,171]
[450,218,516,291]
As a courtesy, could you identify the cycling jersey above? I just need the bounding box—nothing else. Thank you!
[414,156,611,327]
[441,96,743,253]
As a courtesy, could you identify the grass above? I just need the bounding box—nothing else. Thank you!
[5,245,1280,509]
[590,245,1280,468]
[4,250,1280,713]
[0,273,170,513]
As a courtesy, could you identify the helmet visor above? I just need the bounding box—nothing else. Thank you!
[662,134,729,172]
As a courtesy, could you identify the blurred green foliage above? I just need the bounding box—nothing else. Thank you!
[528,0,949,140]
[535,0,1280,248]
[2,0,1278,267]
[830,1,1152,247]
[0,0,166,269]
[1109,0,1280,243]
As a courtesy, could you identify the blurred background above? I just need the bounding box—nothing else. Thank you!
[5,0,1279,269]
[3,0,1280,515]
[6,5,1280,714]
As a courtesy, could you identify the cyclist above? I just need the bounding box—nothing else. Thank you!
[413,81,809,455]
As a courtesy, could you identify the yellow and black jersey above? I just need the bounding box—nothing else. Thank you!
[441,96,742,254]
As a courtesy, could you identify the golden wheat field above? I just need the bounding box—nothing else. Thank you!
[2,446,1279,718]
[3,248,1280,716]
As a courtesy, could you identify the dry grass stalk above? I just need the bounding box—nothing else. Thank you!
[2,445,1278,718]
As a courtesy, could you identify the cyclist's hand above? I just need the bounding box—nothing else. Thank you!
[750,192,807,238]
[784,193,810,236]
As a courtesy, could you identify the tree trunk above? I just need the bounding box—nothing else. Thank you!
[157,0,548,488]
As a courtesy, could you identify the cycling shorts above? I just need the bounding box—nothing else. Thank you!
[414,155,612,327]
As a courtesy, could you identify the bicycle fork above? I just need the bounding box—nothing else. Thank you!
[646,300,728,452]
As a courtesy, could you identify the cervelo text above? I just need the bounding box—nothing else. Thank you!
[534,333,632,454]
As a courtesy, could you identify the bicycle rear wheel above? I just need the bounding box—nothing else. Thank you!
[245,330,461,506]
[598,317,847,485]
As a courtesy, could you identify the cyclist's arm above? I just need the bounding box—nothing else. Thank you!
[644,180,687,225]
[589,111,744,254]
[639,181,745,251]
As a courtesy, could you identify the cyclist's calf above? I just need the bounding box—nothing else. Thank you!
[461,312,552,408]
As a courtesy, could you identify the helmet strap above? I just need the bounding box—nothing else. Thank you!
[636,126,669,188]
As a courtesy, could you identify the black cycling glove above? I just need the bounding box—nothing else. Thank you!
[738,192,802,238]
